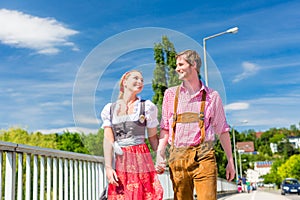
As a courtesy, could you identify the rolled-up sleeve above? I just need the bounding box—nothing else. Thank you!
[145,100,159,128]
[211,91,230,135]
[100,103,112,128]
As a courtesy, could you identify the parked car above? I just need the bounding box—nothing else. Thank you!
[281,178,300,195]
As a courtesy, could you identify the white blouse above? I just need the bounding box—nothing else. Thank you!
[101,97,159,130]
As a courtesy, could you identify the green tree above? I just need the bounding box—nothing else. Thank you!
[81,129,104,156]
[152,36,180,118]
[0,127,30,144]
[263,158,285,186]
[56,131,89,154]
[278,154,300,180]
[277,139,297,159]
[0,128,57,149]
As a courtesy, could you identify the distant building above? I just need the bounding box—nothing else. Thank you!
[254,161,273,176]
[270,143,278,153]
[270,136,300,154]
[236,141,255,154]
[256,132,263,138]
[288,136,300,149]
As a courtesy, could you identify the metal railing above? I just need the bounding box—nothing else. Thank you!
[0,141,236,200]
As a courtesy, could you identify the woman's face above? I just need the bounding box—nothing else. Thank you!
[123,71,144,94]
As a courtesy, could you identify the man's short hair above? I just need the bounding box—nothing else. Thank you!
[176,50,202,74]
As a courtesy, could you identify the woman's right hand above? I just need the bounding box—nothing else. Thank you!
[106,166,119,186]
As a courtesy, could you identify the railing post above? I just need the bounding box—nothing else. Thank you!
[0,152,3,199]
[70,160,74,200]
[91,162,95,200]
[53,157,58,200]
[83,161,87,200]
[64,159,69,200]
[79,160,83,200]
[87,162,91,200]
[5,151,16,200]
[47,157,52,200]
[33,155,38,200]
[25,154,31,200]
[17,153,23,200]
[40,156,45,200]
[59,158,63,200]
[74,160,79,200]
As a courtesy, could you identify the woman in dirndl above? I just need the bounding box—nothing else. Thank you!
[100,70,164,200]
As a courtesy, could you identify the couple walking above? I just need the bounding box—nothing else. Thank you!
[100,49,235,200]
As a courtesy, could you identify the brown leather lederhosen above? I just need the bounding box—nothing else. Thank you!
[168,86,217,200]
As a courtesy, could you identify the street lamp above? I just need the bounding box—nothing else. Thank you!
[203,27,239,86]
[238,149,245,178]
[232,127,239,182]
[231,119,248,182]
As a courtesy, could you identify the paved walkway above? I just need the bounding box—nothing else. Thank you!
[218,190,291,200]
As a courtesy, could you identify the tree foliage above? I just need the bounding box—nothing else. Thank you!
[152,36,180,118]
[56,131,89,154]
[0,128,56,149]
[277,154,300,180]
[81,129,104,156]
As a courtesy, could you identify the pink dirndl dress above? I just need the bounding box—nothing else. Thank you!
[107,143,163,200]
[106,100,163,200]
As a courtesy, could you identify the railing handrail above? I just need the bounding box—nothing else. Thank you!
[0,141,104,162]
[0,140,237,200]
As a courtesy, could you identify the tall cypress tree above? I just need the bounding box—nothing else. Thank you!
[152,36,180,118]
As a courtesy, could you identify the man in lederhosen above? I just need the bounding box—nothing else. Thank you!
[156,49,235,200]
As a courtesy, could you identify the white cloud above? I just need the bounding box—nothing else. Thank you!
[225,102,249,111]
[0,9,78,55]
[233,61,260,83]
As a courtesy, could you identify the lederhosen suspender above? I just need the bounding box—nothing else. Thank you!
[171,86,207,147]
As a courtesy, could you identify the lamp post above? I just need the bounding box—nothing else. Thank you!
[232,127,239,182]
[231,119,248,182]
[238,150,245,177]
[203,27,239,86]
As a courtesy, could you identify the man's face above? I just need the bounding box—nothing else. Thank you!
[176,55,194,81]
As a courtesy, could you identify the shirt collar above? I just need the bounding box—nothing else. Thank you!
[179,80,208,97]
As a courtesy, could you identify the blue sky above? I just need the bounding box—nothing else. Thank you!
[1,0,299,134]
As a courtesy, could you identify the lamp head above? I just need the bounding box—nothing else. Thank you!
[226,27,239,34]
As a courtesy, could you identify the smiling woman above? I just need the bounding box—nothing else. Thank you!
[100,70,164,199]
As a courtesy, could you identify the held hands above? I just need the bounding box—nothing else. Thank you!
[155,150,166,174]
[106,166,119,186]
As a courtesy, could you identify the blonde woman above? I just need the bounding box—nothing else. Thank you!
[101,70,163,200]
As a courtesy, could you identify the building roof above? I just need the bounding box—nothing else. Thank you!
[236,141,255,152]
[255,161,273,168]
[256,132,263,138]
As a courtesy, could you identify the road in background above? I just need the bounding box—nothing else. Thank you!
[218,189,300,200]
